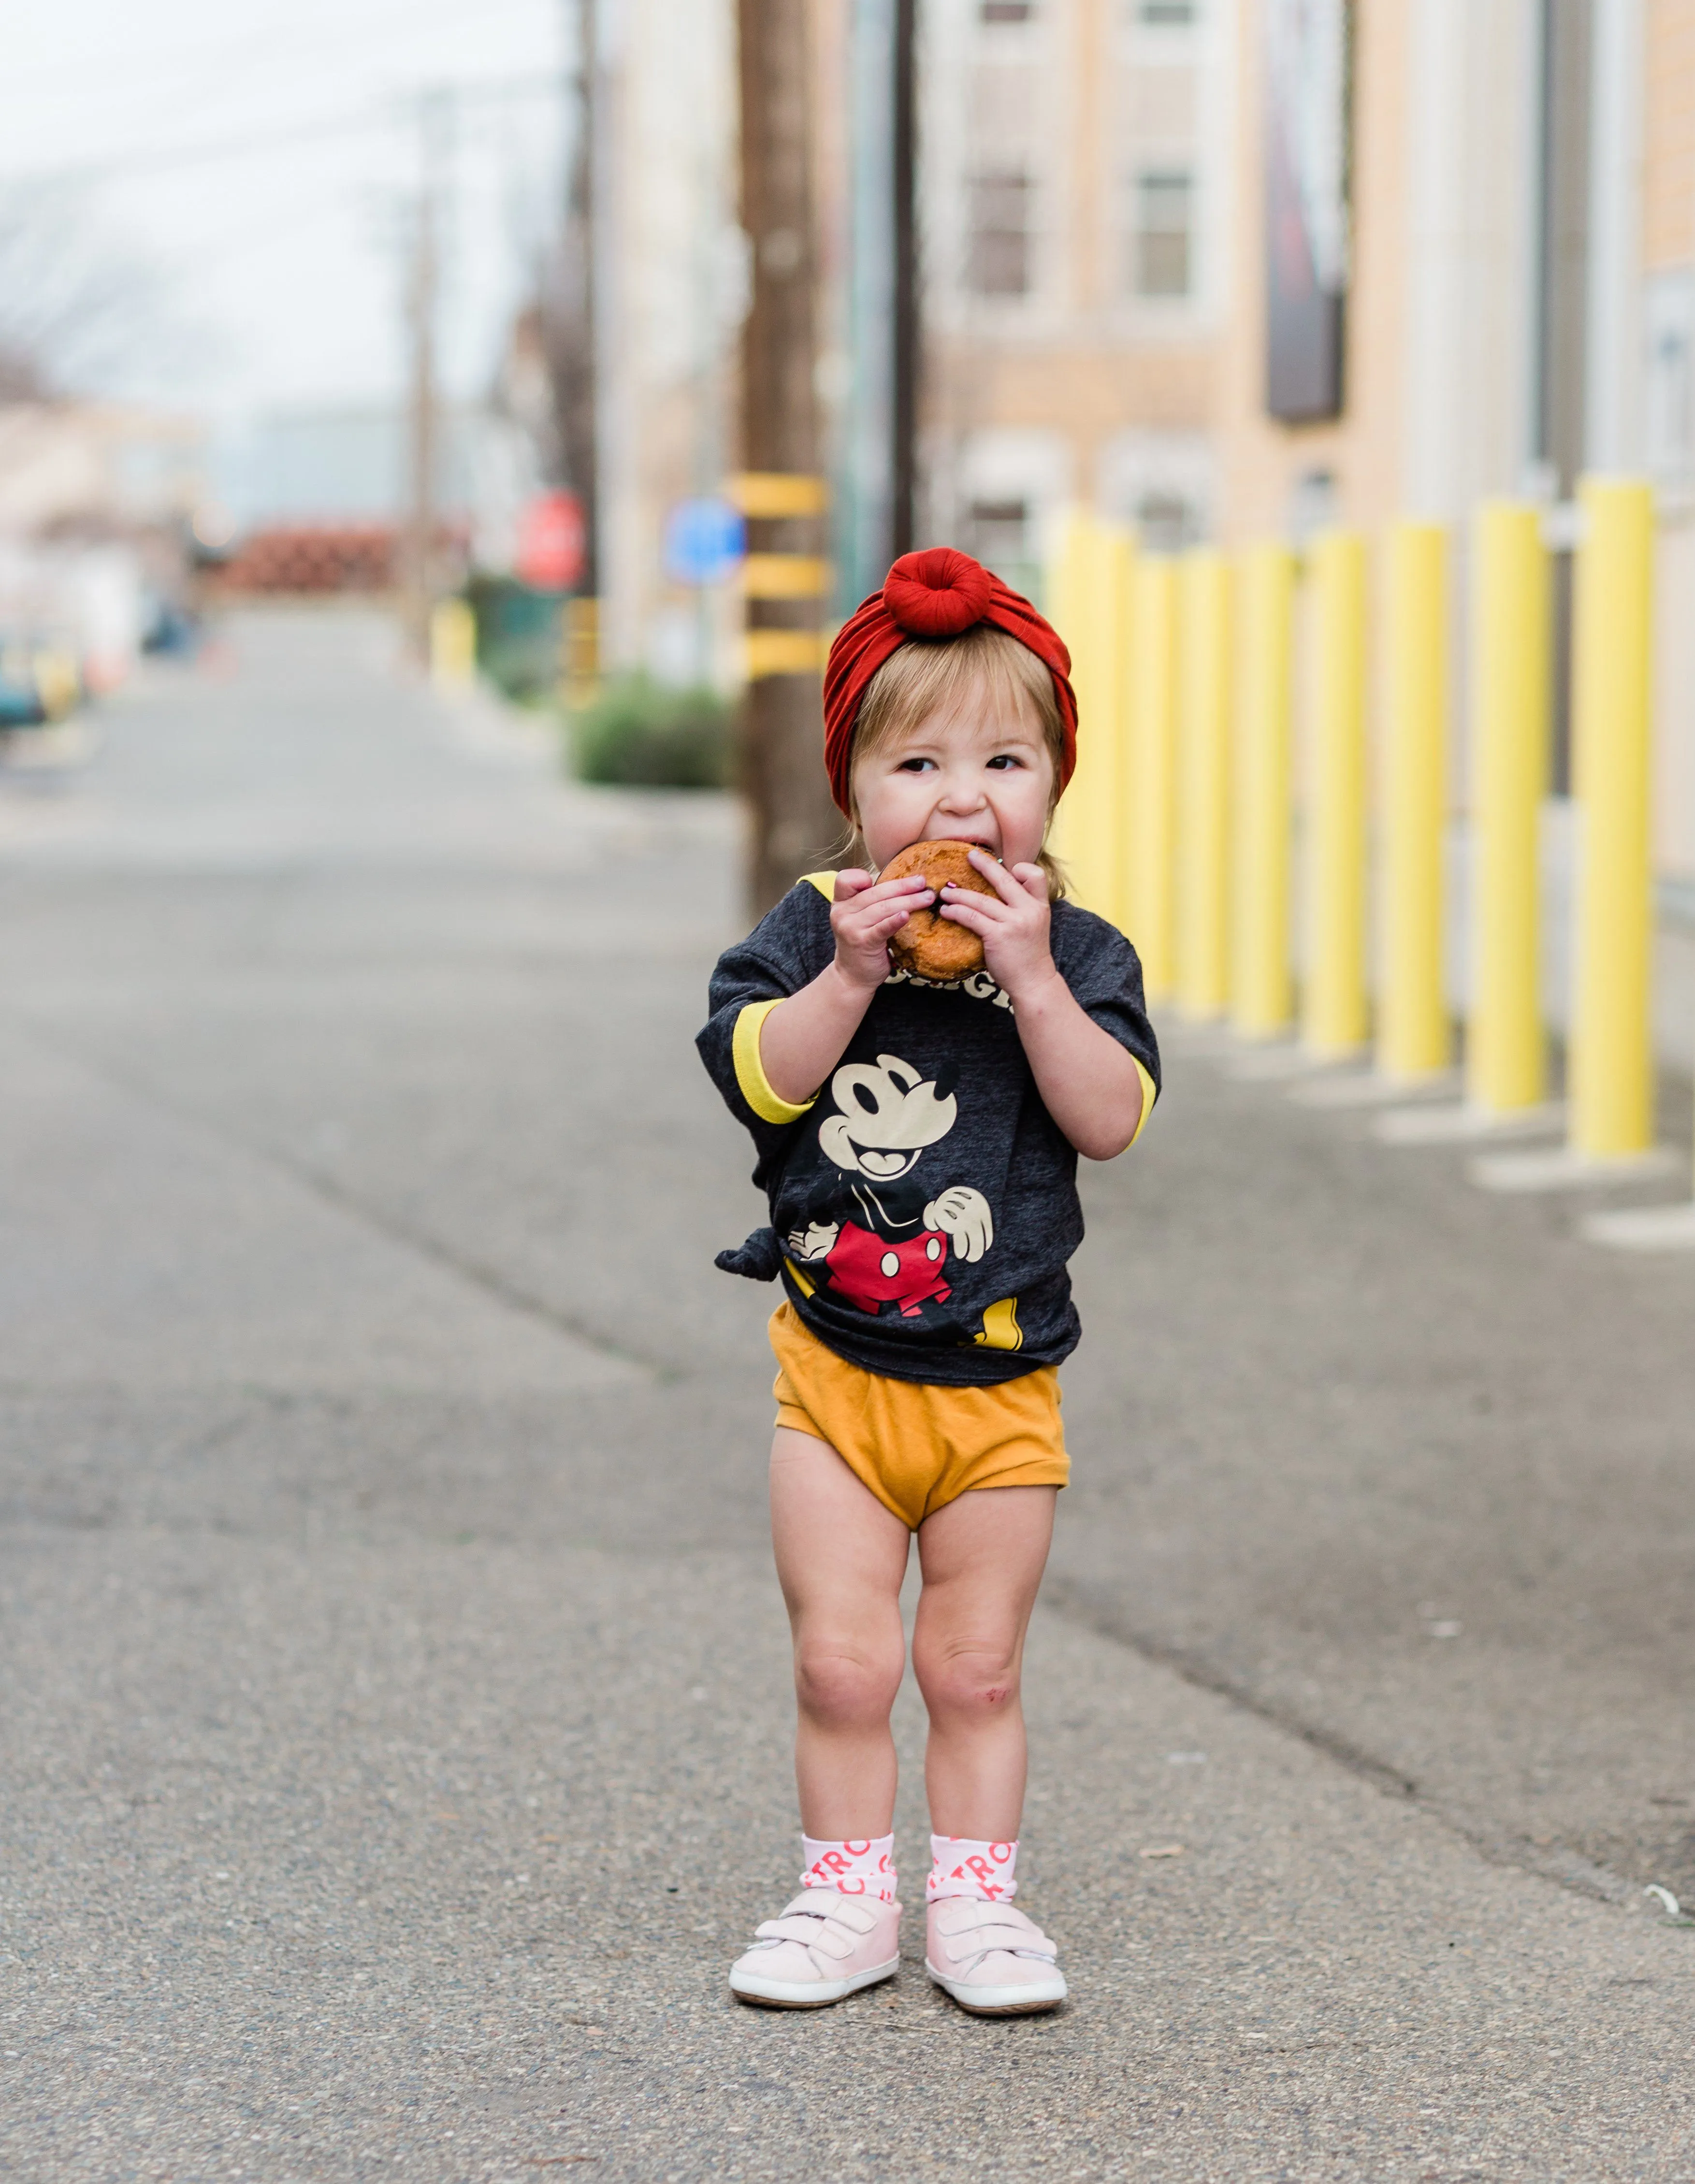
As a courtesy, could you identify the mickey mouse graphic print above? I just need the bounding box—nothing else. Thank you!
[793,1049,992,1319]
[698,873,1160,1387]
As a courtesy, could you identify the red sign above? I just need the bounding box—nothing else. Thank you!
[516,492,586,591]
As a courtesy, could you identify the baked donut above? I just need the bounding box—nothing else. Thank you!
[882,838,1000,979]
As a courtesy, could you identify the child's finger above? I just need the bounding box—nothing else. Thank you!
[1006,859,1050,901]
[833,868,874,900]
[862,874,935,905]
[844,901,927,946]
[854,890,931,926]
[940,882,1006,919]
[965,849,1026,905]
[841,882,930,926]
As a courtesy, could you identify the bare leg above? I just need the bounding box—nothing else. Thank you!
[911,1485,1056,1840]
[769,1426,912,1839]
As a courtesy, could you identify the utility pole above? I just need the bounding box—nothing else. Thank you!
[845,0,920,598]
[891,0,918,559]
[403,90,452,662]
[556,0,598,593]
[737,0,837,912]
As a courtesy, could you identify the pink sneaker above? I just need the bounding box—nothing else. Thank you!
[728,1890,902,2009]
[925,1896,1068,2015]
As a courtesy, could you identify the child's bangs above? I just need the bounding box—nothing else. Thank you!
[852,626,1061,777]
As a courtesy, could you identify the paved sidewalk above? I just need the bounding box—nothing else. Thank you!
[1,614,1692,2182]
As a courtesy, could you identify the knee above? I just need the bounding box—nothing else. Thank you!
[913,1635,1021,1723]
[793,1636,903,1731]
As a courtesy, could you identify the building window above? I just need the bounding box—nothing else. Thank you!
[1137,0,1197,22]
[1136,490,1200,552]
[1132,169,1194,298]
[981,1,1037,19]
[966,497,1031,572]
[968,172,1034,297]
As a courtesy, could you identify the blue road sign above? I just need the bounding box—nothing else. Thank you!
[665,498,746,585]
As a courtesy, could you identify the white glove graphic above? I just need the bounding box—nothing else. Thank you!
[923,1186,994,1263]
[787,1220,840,1263]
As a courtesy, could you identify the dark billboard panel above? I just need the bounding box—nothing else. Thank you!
[1265,0,1352,423]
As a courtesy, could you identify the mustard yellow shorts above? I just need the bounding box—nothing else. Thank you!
[768,1301,1069,1531]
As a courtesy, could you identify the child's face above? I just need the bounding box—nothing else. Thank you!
[853,684,1056,872]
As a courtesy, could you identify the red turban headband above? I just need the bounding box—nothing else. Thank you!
[821,546,1078,816]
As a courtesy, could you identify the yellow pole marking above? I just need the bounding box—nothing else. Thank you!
[727,473,830,518]
[740,554,833,599]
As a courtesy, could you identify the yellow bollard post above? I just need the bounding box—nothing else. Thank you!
[1303,530,1370,1056]
[1046,511,1096,894]
[1379,522,1450,1078]
[1568,477,1657,1157]
[1127,557,1180,1001]
[1070,523,1133,923]
[1468,503,1550,1113]
[429,595,477,692]
[1108,532,1141,937]
[1231,544,1296,1038]
[1098,525,1136,933]
[1176,550,1232,1019]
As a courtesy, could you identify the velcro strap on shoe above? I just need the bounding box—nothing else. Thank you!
[755,1912,855,1960]
[805,1894,879,1935]
[935,1900,1056,1970]
[782,1890,883,1934]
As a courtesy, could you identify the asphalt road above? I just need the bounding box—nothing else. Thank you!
[2,611,1692,2183]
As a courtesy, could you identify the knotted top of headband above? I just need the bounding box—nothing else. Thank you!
[820,546,1078,816]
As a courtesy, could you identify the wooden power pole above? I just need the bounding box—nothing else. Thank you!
[737,0,838,914]
[557,0,598,593]
[891,0,919,560]
[403,91,452,661]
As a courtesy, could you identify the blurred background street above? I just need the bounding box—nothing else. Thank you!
[6,0,1695,2176]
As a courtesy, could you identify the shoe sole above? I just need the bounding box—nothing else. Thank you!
[925,1959,1067,2015]
[729,1956,899,2009]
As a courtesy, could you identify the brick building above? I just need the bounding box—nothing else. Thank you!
[921,0,1238,592]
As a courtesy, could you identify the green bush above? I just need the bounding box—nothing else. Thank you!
[569,672,732,789]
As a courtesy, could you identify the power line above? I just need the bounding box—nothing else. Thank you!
[0,73,566,191]
[0,0,551,99]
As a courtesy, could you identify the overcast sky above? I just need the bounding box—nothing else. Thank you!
[1,0,568,424]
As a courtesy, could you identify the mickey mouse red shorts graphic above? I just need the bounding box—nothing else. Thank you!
[785,1053,994,1318]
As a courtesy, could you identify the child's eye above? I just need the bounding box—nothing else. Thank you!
[986,754,1023,770]
[898,756,936,773]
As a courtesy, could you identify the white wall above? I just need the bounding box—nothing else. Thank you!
[1585,0,1648,474]
[596,0,741,677]
[1399,0,1543,520]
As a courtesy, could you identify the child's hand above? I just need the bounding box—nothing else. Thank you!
[938,852,1056,1000]
[830,867,932,992]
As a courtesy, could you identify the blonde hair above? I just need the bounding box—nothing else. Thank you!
[840,624,1071,895]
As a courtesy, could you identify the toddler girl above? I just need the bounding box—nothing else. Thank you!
[697,547,1159,2014]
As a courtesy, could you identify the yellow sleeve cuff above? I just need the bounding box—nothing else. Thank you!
[733,998,818,1125]
[1128,1056,1157,1147]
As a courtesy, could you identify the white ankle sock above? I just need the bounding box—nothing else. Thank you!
[800,1834,897,1902]
[927,1834,1018,1903]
